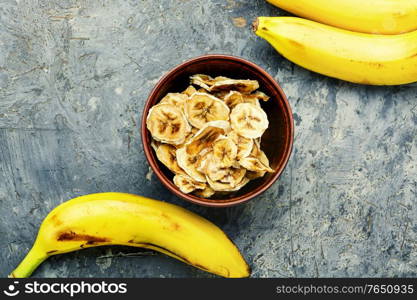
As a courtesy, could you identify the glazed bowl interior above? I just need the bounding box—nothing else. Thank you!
[141,55,293,207]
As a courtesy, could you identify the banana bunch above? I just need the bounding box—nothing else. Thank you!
[9,193,250,278]
[147,74,275,197]
[255,1,417,85]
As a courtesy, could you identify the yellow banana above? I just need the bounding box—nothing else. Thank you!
[9,193,250,278]
[266,0,417,35]
[254,17,417,85]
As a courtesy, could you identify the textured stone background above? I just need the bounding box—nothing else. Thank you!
[1,0,416,278]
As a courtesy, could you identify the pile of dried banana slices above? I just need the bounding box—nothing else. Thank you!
[146,74,274,198]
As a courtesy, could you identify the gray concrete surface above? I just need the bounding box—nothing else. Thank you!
[0,0,416,278]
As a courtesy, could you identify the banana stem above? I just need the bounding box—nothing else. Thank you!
[9,246,48,278]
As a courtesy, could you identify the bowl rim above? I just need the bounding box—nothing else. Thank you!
[140,54,294,207]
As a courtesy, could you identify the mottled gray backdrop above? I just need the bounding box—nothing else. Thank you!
[0,0,416,278]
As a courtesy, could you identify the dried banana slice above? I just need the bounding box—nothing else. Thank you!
[245,149,272,179]
[185,121,228,156]
[190,74,215,90]
[182,127,199,144]
[246,170,265,180]
[227,131,253,160]
[151,139,161,152]
[251,138,262,154]
[239,142,274,173]
[204,120,231,133]
[212,138,237,168]
[194,186,216,198]
[173,127,199,150]
[250,139,260,156]
[147,104,191,145]
[173,174,206,194]
[242,95,261,108]
[239,139,274,175]
[224,91,244,109]
[207,175,250,192]
[209,79,259,94]
[155,144,186,175]
[220,168,246,186]
[205,154,246,185]
[213,76,231,82]
[230,103,268,139]
[182,85,197,97]
[197,88,210,94]
[239,157,274,173]
[243,91,269,105]
[176,147,206,182]
[195,150,212,173]
[159,93,188,107]
[251,139,270,165]
[252,91,270,102]
[190,75,233,90]
[185,93,230,129]
[213,90,230,100]
[258,149,271,167]
[234,177,250,191]
[224,91,269,109]
[205,156,228,182]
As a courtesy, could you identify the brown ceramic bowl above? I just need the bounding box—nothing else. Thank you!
[141,54,294,207]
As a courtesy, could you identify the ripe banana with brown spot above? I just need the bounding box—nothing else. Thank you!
[9,193,250,278]
[254,17,417,85]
